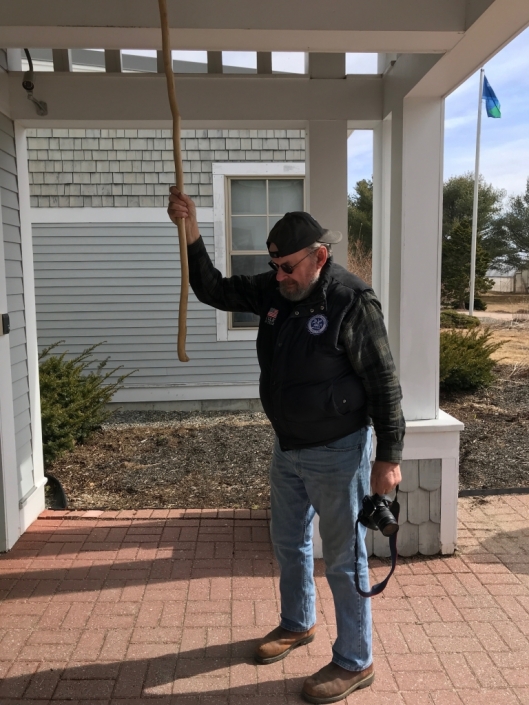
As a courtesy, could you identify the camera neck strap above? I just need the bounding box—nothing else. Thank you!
[354,489,400,599]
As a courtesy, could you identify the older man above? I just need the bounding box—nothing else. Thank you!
[168,187,404,704]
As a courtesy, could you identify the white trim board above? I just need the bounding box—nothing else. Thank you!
[113,383,260,403]
[30,207,214,224]
[19,476,47,535]
[212,162,305,342]
[16,125,46,528]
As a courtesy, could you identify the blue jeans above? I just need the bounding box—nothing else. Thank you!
[269,426,373,672]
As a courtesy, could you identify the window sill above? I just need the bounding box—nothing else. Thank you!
[227,328,258,341]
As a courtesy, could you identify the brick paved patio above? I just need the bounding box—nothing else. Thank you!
[1,495,529,704]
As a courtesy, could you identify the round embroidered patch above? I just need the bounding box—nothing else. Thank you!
[307,314,328,335]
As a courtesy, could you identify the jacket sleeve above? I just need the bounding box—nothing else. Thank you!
[340,290,405,463]
[187,236,272,314]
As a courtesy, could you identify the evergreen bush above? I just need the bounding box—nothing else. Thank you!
[39,342,134,467]
[440,310,480,329]
[439,328,503,392]
[464,298,487,311]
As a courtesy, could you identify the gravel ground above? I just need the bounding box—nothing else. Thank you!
[46,365,529,510]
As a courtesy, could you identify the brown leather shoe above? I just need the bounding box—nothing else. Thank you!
[254,625,317,664]
[302,662,375,704]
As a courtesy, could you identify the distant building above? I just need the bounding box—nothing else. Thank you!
[487,268,529,293]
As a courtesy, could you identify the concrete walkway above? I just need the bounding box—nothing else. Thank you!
[469,310,529,322]
[1,496,529,704]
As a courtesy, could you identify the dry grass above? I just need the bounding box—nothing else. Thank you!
[348,240,372,285]
[481,292,529,315]
[488,323,529,365]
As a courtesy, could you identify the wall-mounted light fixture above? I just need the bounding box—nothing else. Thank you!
[22,48,48,116]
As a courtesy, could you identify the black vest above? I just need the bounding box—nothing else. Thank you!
[257,261,372,450]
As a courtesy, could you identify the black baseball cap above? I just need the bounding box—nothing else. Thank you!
[266,211,343,258]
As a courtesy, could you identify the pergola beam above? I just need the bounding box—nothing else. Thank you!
[256,53,272,75]
[7,73,382,125]
[51,49,71,72]
[207,52,223,75]
[0,0,481,33]
[0,29,462,54]
[0,0,484,53]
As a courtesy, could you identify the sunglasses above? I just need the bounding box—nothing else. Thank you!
[268,250,313,274]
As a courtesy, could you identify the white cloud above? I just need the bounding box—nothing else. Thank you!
[444,115,476,131]
[346,54,378,74]
[222,52,256,69]
[271,52,306,74]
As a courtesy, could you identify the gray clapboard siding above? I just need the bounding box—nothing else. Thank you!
[7,293,24,311]
[13,392,29,418]
[9,341,28,366]
[3,222,22,243]
[2,204,20,227]
[33,222,261,393]
[0,153,17,179]
[1,116,34,499]
[15,424,32,452]
[12,376,30,402]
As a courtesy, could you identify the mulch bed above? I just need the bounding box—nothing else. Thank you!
[46,365,529,510]
[47,412,274,510]
[441,365,529,491]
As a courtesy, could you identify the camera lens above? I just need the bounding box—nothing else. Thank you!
[374,500,399,536]
[380,518,399,537]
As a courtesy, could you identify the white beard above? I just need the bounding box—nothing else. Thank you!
[279,272,320,302]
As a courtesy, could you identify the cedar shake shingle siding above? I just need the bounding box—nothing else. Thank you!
[27,128,306,208]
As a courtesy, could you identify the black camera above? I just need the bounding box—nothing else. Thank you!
[358,493,399,537]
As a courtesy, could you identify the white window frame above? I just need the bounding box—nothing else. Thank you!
[213,162,305,342]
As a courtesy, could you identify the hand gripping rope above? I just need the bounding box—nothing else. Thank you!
[158,0,190,362]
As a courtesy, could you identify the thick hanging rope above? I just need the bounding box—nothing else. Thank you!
[158,0,190,362]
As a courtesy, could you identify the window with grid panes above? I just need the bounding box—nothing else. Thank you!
[229,177,304,328]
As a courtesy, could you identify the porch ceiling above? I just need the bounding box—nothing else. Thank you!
[0,0,494,53]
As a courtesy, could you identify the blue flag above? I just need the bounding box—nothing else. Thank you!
[483,76,501,118]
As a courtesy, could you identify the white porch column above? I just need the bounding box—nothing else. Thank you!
[373,96,461,557]
[306,120,348,268]
[372,115,392,317]
[306,120,348,556]
[376,98,444,421]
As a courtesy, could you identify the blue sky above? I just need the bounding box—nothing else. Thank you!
[348,27,529,201]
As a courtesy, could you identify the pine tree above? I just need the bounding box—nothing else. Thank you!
[443,173,504,238]
[348,179,373,252]
[441,219,493,308]
[485,178,529,272]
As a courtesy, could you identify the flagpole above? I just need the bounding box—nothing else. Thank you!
[469,68,485,316]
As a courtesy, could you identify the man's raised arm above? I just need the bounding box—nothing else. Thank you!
[167,187,268,315]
